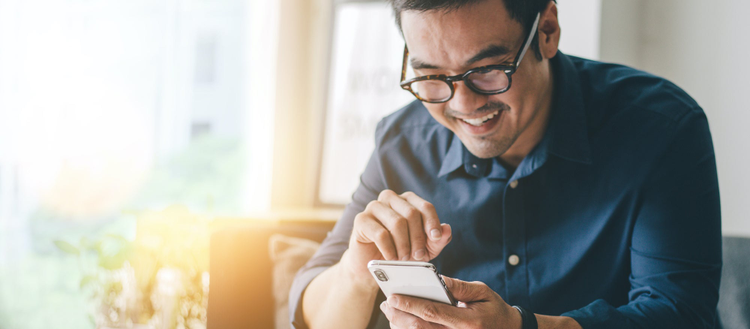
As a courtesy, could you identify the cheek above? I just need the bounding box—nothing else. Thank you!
[424,104,451,124]
[506,61,544,107]
[488,93,522,122]
[492,75,535,122]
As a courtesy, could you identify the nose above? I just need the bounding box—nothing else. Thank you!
[448,81,487,116]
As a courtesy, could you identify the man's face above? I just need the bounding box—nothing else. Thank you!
[401,0,550,159]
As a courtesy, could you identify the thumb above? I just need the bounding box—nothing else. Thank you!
[425,223,452,260]
[441,275,488,302]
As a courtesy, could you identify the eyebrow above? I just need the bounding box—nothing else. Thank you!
[409,44,513,70]
[465,44,512,66]
[410,58,439,70]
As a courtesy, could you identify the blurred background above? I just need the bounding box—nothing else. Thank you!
[0,0,747,328]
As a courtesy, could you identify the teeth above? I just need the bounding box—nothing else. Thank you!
[461,110,499,127]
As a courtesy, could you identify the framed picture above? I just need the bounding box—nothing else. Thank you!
[315,0,414,206]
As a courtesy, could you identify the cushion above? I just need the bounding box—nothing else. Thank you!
[269,234,321,329]
[718,236,750,329]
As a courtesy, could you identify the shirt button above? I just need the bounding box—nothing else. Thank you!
[509,180,519,189]
[508,254,520,266]
[472,164,478,169]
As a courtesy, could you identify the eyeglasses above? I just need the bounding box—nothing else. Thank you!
[399,12,540,103]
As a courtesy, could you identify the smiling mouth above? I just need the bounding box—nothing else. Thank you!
[459,110,500,126]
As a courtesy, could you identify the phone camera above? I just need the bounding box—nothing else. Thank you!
[374,269,389,282]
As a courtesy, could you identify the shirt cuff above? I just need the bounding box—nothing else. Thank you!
[560,299,629,329]
[289,266,329,329]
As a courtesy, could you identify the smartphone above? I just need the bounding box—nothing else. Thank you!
[367,260,457,306]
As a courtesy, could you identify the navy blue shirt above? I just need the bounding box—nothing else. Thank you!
[290,52,722,329]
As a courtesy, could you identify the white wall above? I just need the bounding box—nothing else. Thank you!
[599,0,750,237]
[557,0,601,60]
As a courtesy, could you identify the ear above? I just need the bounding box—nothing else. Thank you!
[537,1,561,60]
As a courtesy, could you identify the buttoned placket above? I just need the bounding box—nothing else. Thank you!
[502,175,531,308]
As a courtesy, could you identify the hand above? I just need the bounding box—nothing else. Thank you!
[380,276,523,329]
[341,190,453,289]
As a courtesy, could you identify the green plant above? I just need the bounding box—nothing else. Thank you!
[54,205,211,329]
[54,234,134,327]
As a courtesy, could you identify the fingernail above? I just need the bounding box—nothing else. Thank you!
[388,295,399,306]
[401,255,410,261]
[414,249,426,260]
[431,229,442,240]
[380,301,387,311]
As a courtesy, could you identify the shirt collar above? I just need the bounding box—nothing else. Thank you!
[437,130,512,179]
[437,51,592,179]
[546,51,592,165]
[437,134,465,177]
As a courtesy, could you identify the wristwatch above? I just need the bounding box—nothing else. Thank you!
[512,305,539,329]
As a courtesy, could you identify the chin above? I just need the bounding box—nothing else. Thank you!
[465,140,512,159]
[467,148,502,159]
[462,136,515,159]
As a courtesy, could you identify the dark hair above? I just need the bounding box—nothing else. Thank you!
[388,0,554,60]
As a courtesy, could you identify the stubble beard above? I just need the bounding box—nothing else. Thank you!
[447,101,517,159]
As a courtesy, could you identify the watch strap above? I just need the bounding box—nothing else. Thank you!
[512,305,538,329]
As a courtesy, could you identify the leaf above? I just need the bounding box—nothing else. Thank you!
[104,234,128,244]
[98,244,133,270]
[80,275,97,289]
[54,240,80,255]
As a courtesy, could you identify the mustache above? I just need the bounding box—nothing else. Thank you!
[445,101,510,118]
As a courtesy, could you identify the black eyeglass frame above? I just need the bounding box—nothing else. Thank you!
[399,12,541,103]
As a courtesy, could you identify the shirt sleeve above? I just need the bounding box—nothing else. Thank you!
[562,109,722,328]
[288,122,388,329]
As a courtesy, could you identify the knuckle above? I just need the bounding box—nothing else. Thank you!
[457,282,471,295]
[408,321,424,329]
[411,232,426,246]
[374,228,390,242]
[444,314,461,327]
[354,211,367,221]
[419,201,435,213]
[410,232,426,248]
[353,212,369,227]
[403,207,420,221]
[378,189,395,201]
[401,191,415,198]
[365,201,377,212]
[394,216,408,229]
[420,304,439,321]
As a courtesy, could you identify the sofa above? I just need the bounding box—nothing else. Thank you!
[206,218,750,329]
[206,219,336,329]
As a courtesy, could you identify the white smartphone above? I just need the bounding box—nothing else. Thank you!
[367,260,457,306]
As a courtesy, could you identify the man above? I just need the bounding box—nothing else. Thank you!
[290,0,722,328]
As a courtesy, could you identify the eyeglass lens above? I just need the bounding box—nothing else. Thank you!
[411,69,510,102]
[466,69,509,91]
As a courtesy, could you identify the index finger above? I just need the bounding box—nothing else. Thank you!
[400,192,442,241]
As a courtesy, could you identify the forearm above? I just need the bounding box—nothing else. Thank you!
[302,253,380,329]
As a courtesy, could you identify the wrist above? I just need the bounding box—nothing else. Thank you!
[339,251,379,291]
[512,305,538,329]
[510,305,524,329]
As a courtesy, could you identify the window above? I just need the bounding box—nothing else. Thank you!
[317,1,414,205]
[0,0,278,327]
